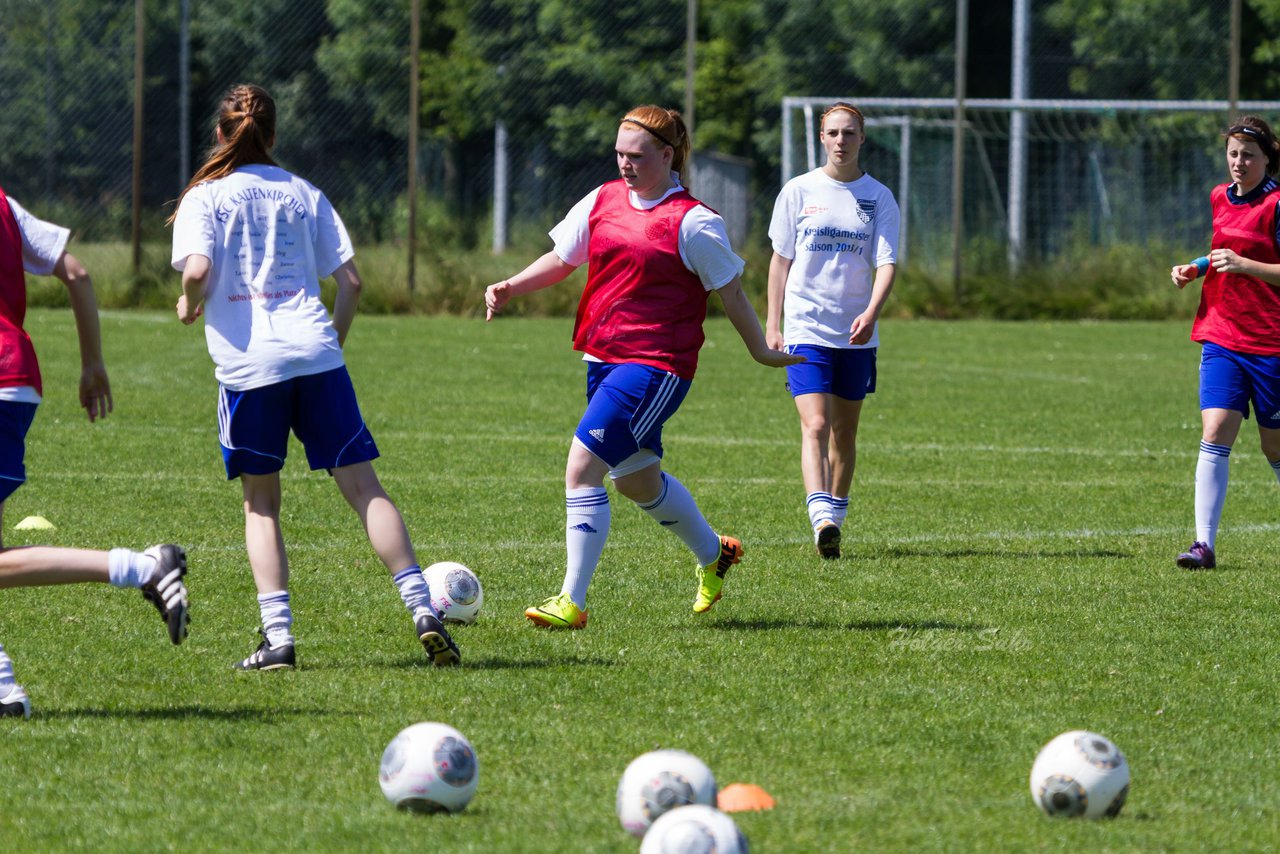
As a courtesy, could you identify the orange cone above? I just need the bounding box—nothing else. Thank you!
[717,783,775,812]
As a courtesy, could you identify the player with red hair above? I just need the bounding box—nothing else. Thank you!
[486,105,802,629]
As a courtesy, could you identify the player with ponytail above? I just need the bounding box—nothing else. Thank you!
[1170,115,1280,569]
[170,84,461,670]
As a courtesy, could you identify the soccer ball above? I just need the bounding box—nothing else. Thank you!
[1029,730,1129,819]
[640,804,749,854]
[379,722,478,813]
[424,561,483,624]
[616,749,717,838]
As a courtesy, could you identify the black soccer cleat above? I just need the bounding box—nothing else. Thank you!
[815,522,842,559]
[415,613,461,667]
[141,545,190,644]
[234,630,297,671]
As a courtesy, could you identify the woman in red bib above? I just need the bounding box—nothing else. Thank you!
[1171,116,1280,569]
[485,105,802,629]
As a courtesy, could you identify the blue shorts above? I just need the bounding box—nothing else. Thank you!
[574,362,691,467]
[218,366,379,479]
[784,345,877,401]
[0,402,38,503]
[1199,342,1280,428]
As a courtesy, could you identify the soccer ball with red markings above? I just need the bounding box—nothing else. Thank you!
[379,722,478,813]
[424,561,483,624]
[616,749,718,838]
[1029,730,1129,819]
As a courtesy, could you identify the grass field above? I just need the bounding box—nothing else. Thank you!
[1,310,1278,851]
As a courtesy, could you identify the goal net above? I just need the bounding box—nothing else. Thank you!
[782,97,1280,274]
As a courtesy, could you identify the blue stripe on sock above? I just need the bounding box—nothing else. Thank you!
[1199,441,1232,457]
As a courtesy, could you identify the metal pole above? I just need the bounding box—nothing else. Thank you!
[493,122,508,254]
[1007,0,1029,276]
[1229,0,1241,120]
[685,0,697,179]
[951,0,968,300]
[179,0,190,187]
[407,0,421,292]
[803,104,816,172]
[131,0,145,273]
[781,100,793,186]
[899,119,911,269]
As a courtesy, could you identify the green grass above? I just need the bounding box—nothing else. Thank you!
[1,310,1277,851]
[42,239,1202,321]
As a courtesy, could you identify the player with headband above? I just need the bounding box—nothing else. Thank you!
[485,104,803,629]
[1170,115,1280,569]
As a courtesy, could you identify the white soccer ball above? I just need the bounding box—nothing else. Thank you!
[424,561,483,624]
[1029,730,1129,819]
[640,804,749,854]
[616,749,717,838]
[379,722,478,813]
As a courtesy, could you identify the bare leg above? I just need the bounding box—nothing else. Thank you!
[241,471,288,594]
[794,392,833,496]
[333,461,417,575]
[0,547,109,587]
[828,396,865,499]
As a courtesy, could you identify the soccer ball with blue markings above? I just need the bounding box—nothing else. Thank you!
[379,722,478,813]
[616,749,718,838]
[1029,730,1129,819]
[424,561,483,624]
[640,804,748,854]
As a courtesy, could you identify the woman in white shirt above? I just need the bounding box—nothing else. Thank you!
[766,103,900,559]
[170,84,459,671]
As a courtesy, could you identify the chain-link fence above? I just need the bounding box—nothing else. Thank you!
[2,0,1276,281]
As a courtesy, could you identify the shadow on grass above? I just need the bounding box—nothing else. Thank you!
[706,617,989,633]
[869,546,1132,560]
[35,705,340,721]
[382,655,619,671]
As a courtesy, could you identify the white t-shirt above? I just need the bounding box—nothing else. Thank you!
[768,168,899,349]
[549,176,745,290]
[1,197,71,403]
[171,164,353,390]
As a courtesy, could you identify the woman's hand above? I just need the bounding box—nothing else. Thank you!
[485,281,511,321]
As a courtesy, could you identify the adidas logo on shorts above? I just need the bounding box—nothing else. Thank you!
[589,428,606,442]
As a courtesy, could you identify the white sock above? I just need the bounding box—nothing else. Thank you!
[1271,457,1280,485]
[393,566,437,619]
[561,487,610,609]
[832,496,849,528]
[0,644,15,688]
[107,548,158,588]
[1195,441,1231,548]
[638,472,721,567]
[258,591,294,647]
[806,491,835,531]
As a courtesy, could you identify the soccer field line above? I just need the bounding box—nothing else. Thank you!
[153,520,1280,556]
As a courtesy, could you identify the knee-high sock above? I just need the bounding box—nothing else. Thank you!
[393,565,437,619]
[638,472,721,567]
[807,491,835,530]
[258,591,294,647]
[0,644,15,688]
[831,495,850,528]
[562,487,610,609]
[1195,441,1231,548]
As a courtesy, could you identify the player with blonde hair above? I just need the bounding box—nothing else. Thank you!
[766,102,900,558]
